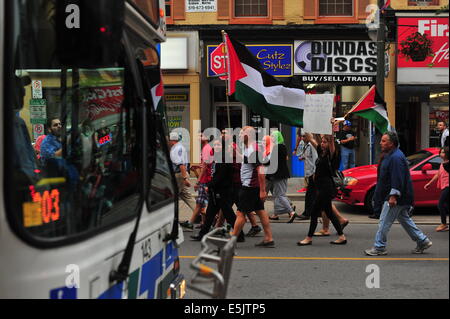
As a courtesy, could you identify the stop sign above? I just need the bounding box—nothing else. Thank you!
[210,43,228,80]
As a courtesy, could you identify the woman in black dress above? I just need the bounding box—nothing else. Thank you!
[297,134,347,246]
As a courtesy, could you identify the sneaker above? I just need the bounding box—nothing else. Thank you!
[246,226,262,237]
[368,214,380,219]
[412,239,432,254]
[364,247,388,256]
[180,221,193,231]
[255,240,275,248]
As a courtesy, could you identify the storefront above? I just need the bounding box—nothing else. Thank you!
[161,31,201,162]
[396,14,449,154]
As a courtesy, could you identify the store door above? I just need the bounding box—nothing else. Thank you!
[214,103,245,131]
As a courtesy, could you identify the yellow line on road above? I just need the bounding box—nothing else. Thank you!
[180,256,449,261]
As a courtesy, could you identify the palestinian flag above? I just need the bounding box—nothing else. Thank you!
[348,85,395,134]
[224,34,306,127]
[151,75,164,113]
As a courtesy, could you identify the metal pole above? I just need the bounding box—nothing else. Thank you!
[222,30,231,129]
[372,0,387,165]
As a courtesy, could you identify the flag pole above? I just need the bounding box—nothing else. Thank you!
[222,30,231,129]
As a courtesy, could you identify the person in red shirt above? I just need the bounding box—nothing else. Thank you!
[180,133,213,230]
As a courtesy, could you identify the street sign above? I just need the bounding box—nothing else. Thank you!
[32,80,43,99]
[210,43,228,80]
[30,99,47,124]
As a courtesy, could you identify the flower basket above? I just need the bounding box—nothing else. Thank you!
[399,32,434,63]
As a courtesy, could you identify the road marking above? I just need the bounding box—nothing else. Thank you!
[180,256,449,261]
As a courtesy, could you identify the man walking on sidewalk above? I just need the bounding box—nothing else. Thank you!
[365,132,432,256]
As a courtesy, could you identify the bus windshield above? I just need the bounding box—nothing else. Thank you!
[6,0,144,242]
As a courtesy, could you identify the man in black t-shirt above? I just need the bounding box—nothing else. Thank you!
[337,120,356,170]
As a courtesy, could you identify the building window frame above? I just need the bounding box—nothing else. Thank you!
[313,0,359,24]
[230,0,272,24]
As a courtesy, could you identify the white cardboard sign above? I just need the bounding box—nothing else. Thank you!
[303,94,334,135]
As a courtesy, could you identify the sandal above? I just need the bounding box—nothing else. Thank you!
[313,231,331,236]
[269,215,279,221]
[297,240,312,246]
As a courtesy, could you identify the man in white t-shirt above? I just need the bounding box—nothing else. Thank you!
[169,132,196,217]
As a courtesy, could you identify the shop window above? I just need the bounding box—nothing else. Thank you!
[319,0,353,16]
[235,0,268,17]
[408,0,440,6]
[165,0,172,23]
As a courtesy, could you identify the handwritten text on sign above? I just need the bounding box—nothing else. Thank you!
[303,94,335,135]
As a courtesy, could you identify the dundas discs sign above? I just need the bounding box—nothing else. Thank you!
[294,40,377,84]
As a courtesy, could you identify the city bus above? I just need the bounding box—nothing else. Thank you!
[0,0,186,299]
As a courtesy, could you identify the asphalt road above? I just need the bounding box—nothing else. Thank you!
[179,223,449,299]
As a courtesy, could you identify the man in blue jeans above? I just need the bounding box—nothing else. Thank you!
[365,131,432,256]
[337,120,356,170]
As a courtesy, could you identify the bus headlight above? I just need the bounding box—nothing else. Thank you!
[344,177,358,186]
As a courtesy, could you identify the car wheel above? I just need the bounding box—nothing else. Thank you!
[364,188,375,215]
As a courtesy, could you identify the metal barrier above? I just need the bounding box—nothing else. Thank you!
[188,228,237,299]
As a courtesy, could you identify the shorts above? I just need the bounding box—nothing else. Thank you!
[237,187,265,214]
[196,183,209,207]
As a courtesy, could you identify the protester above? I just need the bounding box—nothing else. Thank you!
[232,126,274,247]
[297,133,347,246]
[292,132,319,222]
[365,132,432,256]
[337,120,356,170]
[191,138,245,242]
[265,131,296,221]
[437,121,449,148]
[181,133,213,230]
[424,147,449,232]
[169,132,196,227]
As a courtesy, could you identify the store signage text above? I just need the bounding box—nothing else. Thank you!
[294,40,377,84]
[398,18,449,68]
[186,0,216,12]
[208,44,293,77]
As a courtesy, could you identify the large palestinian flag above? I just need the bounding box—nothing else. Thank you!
[347,85,395,134]
[224,34,306,127]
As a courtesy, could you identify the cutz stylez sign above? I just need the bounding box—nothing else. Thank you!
[294,40,377,84]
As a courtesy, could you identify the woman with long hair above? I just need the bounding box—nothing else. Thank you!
[424,147,449,232]
[297,133,347,246]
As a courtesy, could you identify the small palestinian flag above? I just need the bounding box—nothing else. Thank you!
[224,33,306,127]
[348,85,395,134]
[151,76,164,113]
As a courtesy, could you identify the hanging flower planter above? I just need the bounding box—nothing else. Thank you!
[399,32,434,63]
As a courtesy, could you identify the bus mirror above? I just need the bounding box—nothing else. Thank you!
[55,0,125,68]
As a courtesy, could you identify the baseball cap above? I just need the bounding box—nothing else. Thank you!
[343,120,352,127]
[169,132,180,141]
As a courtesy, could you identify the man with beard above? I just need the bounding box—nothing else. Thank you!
[40,117,63,165]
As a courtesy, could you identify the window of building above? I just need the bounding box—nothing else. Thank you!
[319,0,353,16]
[235,0,268,17]
[165,0,173,23]
[408,0,440,6]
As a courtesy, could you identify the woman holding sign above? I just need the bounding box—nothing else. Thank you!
[297,131,347,246]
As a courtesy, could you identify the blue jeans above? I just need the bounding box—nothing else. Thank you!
[340,146,355,170]
[374,202,428,249]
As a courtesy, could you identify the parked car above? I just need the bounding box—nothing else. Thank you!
[337,148,442,214]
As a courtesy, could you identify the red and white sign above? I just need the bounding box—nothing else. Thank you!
[84,86,124,121]
[398,17,449,68]
[210,43,228,80]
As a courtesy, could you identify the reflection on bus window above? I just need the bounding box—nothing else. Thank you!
[9,1,142,240]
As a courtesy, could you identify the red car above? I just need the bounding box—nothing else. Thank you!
[337,148,442,214]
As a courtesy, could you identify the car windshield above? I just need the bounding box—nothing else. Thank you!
[406,151,432,168]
